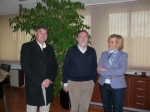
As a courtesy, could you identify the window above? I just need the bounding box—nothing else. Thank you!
[82,0,150,71]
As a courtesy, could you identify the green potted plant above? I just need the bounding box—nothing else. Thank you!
[9,0,90,96]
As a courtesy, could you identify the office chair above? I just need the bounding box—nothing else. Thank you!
[0,63,13,97]
[0,82,8,112]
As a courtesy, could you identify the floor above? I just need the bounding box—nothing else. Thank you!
[0,86,134,112]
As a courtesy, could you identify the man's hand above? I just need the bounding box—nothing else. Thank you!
[42,79,51,88]
[63,86,68,93]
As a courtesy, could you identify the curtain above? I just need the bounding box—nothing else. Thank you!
[79,0,150,71]
[0,15,31,62]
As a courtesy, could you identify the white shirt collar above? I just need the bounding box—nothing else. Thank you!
[108,49,118,53]
[77,45,87,53]
[108,49,119,56]
[36,40,46,50]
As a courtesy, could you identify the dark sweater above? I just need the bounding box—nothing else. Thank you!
[62,46,97,83]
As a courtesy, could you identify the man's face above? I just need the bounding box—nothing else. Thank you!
[35,28,48,44]
[76,32,88,46]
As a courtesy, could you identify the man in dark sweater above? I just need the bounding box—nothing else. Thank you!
[63,30,97,112]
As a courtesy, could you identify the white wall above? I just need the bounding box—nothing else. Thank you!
[10,69,19,86]
[10,63,22,87]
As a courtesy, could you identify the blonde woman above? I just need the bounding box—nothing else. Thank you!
[97,34,128,112]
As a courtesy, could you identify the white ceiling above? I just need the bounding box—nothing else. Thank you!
[0,0,137,16]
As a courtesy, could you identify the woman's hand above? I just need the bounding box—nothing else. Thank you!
[97,66,106,72]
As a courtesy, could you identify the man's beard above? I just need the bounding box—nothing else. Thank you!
[79,41,87,46]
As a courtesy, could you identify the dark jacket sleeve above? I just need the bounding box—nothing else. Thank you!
[46,46,58,83]
[62,49,71,83]
[20,43,43,86]
[92,49,97,83]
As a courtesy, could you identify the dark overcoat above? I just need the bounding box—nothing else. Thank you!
[20,40,58,106]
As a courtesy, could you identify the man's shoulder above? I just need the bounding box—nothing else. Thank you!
[68,46,78,51]
[87,46,96,52]
[21,41,33,48]
[46,43,54,50]
[65,46,78,54]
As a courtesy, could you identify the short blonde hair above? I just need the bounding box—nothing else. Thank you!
[108,34,124,50]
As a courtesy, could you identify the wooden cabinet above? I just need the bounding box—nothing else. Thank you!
[91,75,150,111]
[18,70,24,86]
[124,77,129,107]
[91,81,102,103]
[128,76,150,110]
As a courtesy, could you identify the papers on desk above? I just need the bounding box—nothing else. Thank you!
[0,68,9,82]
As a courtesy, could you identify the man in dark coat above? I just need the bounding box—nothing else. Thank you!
[20,26,58,112]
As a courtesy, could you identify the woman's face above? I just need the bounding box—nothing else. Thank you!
[108,37,118,50]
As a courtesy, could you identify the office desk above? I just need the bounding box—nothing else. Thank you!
[0,68,9,82]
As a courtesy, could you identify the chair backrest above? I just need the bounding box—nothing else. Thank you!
[0,64,11,72]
